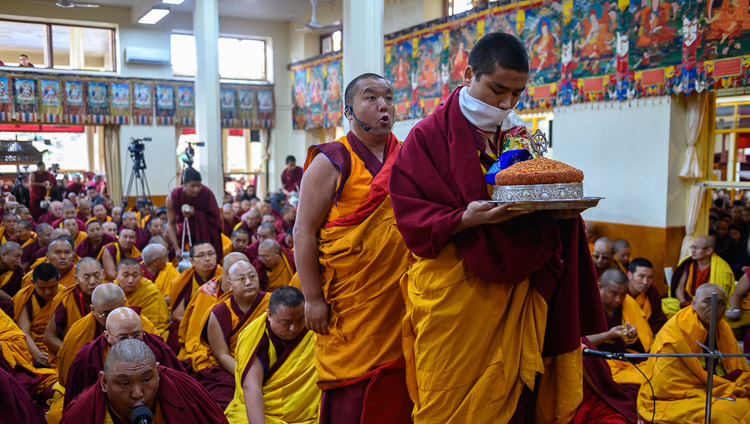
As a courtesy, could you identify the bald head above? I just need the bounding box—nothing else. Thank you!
[224,252,250,271]
[592,237,615,269]
[258,239,280,254]
[105,307,143,337]
[695,235,715,249]
[142,243,167,265]
[600,269,628,288]
[103,338,156,376]
[692,283,728,326]
[51,228,71,240]
[91,282,125,306]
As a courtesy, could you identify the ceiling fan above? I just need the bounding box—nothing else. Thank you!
[28,0,100,8]
[289,0,342,32]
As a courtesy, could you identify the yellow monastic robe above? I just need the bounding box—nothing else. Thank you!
[116,277,170,340]
[632,291,653,321]
[680,253,736,298]
[168,266,223,312]
[605,295,653,385]
[265,253,294,292]
[637,307,750,423]
[225,313,320,424]
[613,258,628,274]
[0,309,57,392]
[96,242,141,263]
[20,233,37,249]
[222,233,233,259]
[178,277,230,370]
[150,262,180,300]
[12,283,62,354]
[0,226,13,244]
[72,231,87,248]
[22,263,76,288]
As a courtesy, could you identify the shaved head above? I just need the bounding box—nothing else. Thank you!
[91,282,125,306]
[103,339,156,376]
[692,283,728,326]
[600,269,628,288]
[695,235,715,249]
[105,307,142,334]
[142,244,167,265]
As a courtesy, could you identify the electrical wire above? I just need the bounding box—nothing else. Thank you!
[622,357,655,424]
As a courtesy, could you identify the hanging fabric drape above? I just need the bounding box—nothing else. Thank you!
[103,125,122,206]
[680,184,707,259]
[679,92,708,179]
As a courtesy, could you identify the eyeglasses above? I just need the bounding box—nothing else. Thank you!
[114,332,142,342]
[94,309,113,319]
[230,274,258,283]
[192,252,216,260]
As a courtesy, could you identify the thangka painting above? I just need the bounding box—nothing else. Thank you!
[110,82,130,124]
[155,84,175,124]
[13,78,37,119]
[566,1,618,78]
[0,77,11,121]
[416,31,444,101]
[86,81,109,120]
[448,19,479,90]
[132,83,153,125]
[323,59,343,128]
[39,79,62,121]
[238,88,255,127]
[257,89,275,126]
[385,39,415,120]
[176,85,194,126]
[292,68,308,130]
[698,0,750,61]
[628,0,683,71]
[220,87,237,126]
[521,2,563,85]
[307,65,325,129]
[63,81,85,123]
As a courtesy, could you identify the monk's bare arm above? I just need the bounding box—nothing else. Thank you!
[43,316,62,354]
[0,289,11,302]
[18,308,48,365]
[165,195,182,255]
[586,325,624,346]
[206,312,235,374]
[242,357,266,424]
[101,249,116,281]
[675,272,688,303]
[294,154,337,335]
[729,273,748,320]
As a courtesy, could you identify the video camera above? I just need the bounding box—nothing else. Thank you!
[182,141,205,168]
[128,137,151,171]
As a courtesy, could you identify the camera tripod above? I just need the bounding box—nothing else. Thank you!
[122,138,154,212]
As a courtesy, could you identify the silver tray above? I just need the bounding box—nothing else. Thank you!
[485,197,604,211]
[492,182,583,202]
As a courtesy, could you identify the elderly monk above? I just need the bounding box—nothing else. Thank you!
[225,227,251,259]
[255,239,295,292]
[388,32,606,423]
[586,221,598,252]
[225,286,319,424]
[0,212,18,243]
[222,203,240,238]
[244,222,280,262]
[626,257,668,334]
[115,258,169,339]
[586,269,652,398]
[102,220,118,237]
[12,219,36,248]
[63,217,86,247]
[141,243,179,302]
[52,204,86,232]
[64,307,184,408]
[22,222,52,271]
[637,284,750,422]
[0,241,24,315]
[178,252,257,370]
[235,209,262,241]
[99,227,140,281]
[74,220,117,260]
[613,239,630,273]
[672,235,735,304]
[43,257,104,358]
[38,200,63,226]
[13,263,60,367]
[61,339,229,424]
[23,237,76,289]
[592,237,616,280]
[193,260,270,408]
[296,72,412,423]
[275,205,296,235]
[76,198,91,222]
[166,168,223,258]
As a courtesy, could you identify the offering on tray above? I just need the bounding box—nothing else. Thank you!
[494,157,584,186]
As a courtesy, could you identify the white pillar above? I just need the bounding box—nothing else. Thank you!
[193,0,223,202]
[341,0,384,130]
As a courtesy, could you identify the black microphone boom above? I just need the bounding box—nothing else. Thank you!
[130,406,153,424]
[582,348,621,360]
[345,105,371,132]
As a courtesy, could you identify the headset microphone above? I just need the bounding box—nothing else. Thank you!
[345,105,371,132]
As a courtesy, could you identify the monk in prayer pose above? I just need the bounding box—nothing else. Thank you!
[21,222,52,270]
[63,307,183,408]
[166,168,223,258]
[115,257,169,339]
[74,220,117,259]
[637,284,750,423]
[255,239,295,292]
[296,72,412,423]
[13,263,60,366]
[0,241,24,315]
[61,339,229,424]
[626,257,667,334]
[612,239,630,273]
[673,235,735,304]
[99,227,140,281]
[225,286,319,424]
[592,237,616,280]
[141,243,179,302]
[389,32,605,423]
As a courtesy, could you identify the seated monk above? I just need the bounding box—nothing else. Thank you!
[115,258,169,339]
[586,221,598,252]
[727,268,750,340]
[43,257,104,360]
[26,229,74,272]
[13,263,61,367]
[234,209,261,243]
[15,207,37,231]
[102,221,118,237]
[141,243,179,303]
[222,203,240,238]
[23,237,76,288]
[225,286,319,424]
[38,201,63,226]
[224,227,251,259]
[612,239,630,274]
[281,227,294,251]
[637,284,750,423]
[274,205,296,236]
[61,339,229,424]
[255,239,295,292]
[167,240,222,352]
[672,235,735,305]
[626,257,668,334]
[111,206,122,226]
[63,307,184,408]
[21,223,52,271]
[0,308,57,412]
[98,227,140,281]
[0,212,18,243]
[586,269,653,400]
[0,362,46,424]
[195,260,270,408]
[0,241,24,315]
[243,222,280,262]
[86,204,111,226]
[143,216,164,249]
[47,283,158,424]
[592,237,616,280]
[573,337,637,424]
[261,213,276,226]
[120,211,150,251]
[178,252,259,371]
[51,205,85,232]
[62,217,86,248]
[76,198,91,223]
[11,219,37,248]
[74,220,117,260]
[257,200,280,221]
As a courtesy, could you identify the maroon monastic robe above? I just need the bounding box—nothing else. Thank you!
[0,357,46,424]
[170,186,223,259]
[29,170,55,220]
[74,233,117,260]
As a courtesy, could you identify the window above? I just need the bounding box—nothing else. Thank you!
[320,30,342,55]
[171,34,267,81]
[0,19,115,71]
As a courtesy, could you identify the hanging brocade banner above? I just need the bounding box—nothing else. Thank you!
[13,77,38,122]
[86,81,109,124]
[176,85,194,126]
[133,83,153,125]
[110,82,131,124]
[257,89,275,128]
[63,80,85,124]
[155,84,175,125]
[220,87,237,127]
[39,79,63,123]
[0,77,10,122]
[237,88,256,128]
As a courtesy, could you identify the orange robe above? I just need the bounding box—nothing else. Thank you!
[116,277,170,339]
[12,283,62,354]
[168,265,223,313]
[0,309,57,397]
[143,262,180,301]
[637,307,750,422]
[96,241,141,263]
[602,295,653,385]
[178,277,229,371]
[71,231,87,248]
[264,252,294,292]
[46,284,90,367]
[22,263,76,288]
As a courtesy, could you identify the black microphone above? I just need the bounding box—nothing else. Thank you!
[130,406,153,424]
[582,348,616,359]
[346,105,371,132]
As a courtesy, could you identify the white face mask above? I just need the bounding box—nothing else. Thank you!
[458,86,513,132]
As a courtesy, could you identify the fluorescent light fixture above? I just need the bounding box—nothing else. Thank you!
[138,6,170,25]
[162,0,185,4]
